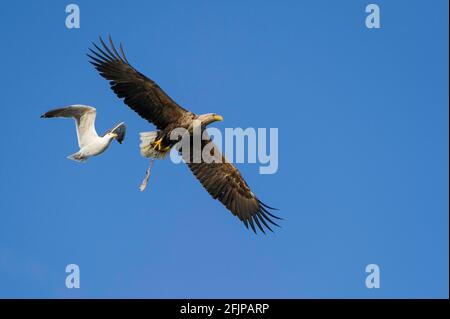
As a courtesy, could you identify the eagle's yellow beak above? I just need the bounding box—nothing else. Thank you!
[213,115,224,122]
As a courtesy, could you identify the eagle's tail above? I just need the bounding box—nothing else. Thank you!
[139,131,169,159]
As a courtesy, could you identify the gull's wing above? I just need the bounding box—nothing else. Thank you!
[183,133,281,234]
[88,36,192,130]
[41,105,99,148]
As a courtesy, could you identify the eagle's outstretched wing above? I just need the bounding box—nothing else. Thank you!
[88,36,191,130]
[184,134,281,234]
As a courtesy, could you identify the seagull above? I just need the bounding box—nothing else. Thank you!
[41,105,126,162]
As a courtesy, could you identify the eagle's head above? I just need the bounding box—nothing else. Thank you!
[197,113,224,126]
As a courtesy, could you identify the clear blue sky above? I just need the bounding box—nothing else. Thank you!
[0,0,448,298]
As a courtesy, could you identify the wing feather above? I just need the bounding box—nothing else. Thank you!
[41,105,98,148]
[88,36,191,130]
[185,134,281,234]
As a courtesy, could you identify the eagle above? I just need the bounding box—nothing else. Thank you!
[87,37,281,234]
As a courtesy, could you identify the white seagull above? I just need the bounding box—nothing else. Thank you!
[41,105,126,162]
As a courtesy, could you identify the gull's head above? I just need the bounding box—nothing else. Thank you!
[197,113,224,126]
[106,132,119,139]
[104,122,126,144]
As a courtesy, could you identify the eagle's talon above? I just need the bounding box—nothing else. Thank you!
[89,36,281,234]
[151,138,163,151]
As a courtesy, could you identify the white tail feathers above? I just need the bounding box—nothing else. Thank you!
[67,152,87,163]
[139,131,168,159]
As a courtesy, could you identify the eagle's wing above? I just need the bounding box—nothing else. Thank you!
[88,36,191,130]
[41,105,98,149]
[184,133,281,234]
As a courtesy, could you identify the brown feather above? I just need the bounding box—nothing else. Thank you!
[88,36,192,130]
[186,134,280,233]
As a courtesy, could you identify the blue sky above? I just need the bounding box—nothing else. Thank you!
[0,0,448,298]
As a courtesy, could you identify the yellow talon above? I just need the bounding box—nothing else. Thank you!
[152,138,163,151]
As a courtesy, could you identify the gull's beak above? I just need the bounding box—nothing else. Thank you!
[111,133,120,142]
[213,115,224,122]
[112,123,126,144]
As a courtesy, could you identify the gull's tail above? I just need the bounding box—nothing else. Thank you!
[67,151,87,163]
